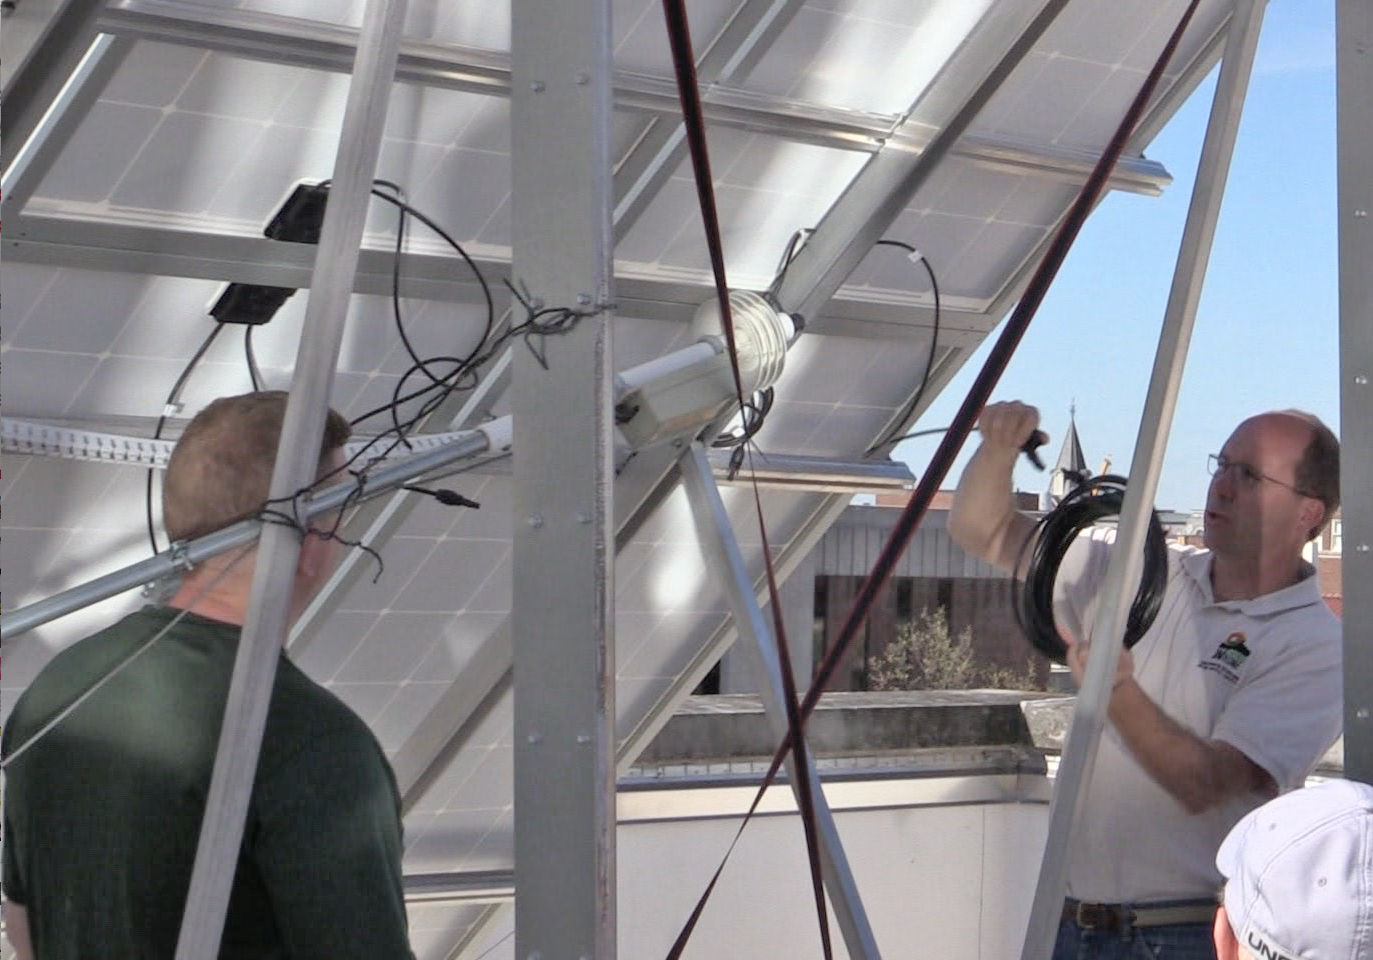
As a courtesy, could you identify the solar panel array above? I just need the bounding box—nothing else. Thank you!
[2,1,1236,956]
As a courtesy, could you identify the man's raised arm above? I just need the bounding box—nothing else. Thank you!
[948,400,1042,576]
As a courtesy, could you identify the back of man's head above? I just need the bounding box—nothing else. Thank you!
[162,391,351,542]
[1216,778,1373,960]
[1270,409,1340,541]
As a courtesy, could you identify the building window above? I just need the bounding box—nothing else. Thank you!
[1329,517,1342,554]
[936,577,954,616]
[895,578,914,623]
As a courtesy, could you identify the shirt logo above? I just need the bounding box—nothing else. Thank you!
[1199,631,1249,683]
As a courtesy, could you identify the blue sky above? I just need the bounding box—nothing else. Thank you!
[892,0,1341,512]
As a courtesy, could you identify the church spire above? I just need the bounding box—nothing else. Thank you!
[1047,406,1088,505]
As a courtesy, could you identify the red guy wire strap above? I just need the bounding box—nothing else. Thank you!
[659,0,834,958]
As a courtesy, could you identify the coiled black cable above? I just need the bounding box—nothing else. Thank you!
[1013,474,1168,664]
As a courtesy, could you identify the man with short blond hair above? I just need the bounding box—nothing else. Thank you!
[162,390,352,542]
[3,391,416,960]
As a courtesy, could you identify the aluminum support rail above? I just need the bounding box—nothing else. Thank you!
[679,444,882,960]
[509,0,617,956]
[405,871,517,906]
[0,429,496,641]
[1337,0,1373,784]
[1,32,131,218]
[1,0,105,158]
[173,1,407,955]
[1019,4,1268,957]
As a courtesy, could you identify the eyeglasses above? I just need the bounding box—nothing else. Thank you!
[1207,454,1313,497]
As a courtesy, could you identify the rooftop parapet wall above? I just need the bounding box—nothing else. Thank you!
[637,691,1346,780]
[633,691,1056,779]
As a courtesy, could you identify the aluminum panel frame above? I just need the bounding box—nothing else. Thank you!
[1337,0,1373,784]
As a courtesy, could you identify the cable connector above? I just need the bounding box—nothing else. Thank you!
[402,485,480,509]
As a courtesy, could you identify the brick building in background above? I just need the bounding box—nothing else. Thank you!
[810,490,1044,691]
[1312,508,1344,616]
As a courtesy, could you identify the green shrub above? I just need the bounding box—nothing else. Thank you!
[868,607,1041,691]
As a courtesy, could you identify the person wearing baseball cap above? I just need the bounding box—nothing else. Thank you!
[1214,778,1373,960]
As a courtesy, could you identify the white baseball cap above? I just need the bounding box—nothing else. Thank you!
[1216,778,1373,960]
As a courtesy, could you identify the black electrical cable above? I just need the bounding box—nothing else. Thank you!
[766,232,943,455]
[765,227,811,300]
[307,180,495,437]
[1012,474,1169,664]
[366,186,496,442]
[244,325,264,391]
[146,322,227,555]
[867,238,941,453]
[329,284,595,497]
[382,183,443,388]
[884,425,949,444]
[402,485,481,509]
[710,386,774,449]
[883,424,1051,469]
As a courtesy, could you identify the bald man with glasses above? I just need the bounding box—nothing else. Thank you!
[950,404,1343,960]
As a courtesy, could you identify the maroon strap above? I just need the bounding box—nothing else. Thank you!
[659,1,832,958]
[659,0,1204,954]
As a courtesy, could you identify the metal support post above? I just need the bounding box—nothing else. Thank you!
[1337,0,1373,784]
[1019,3,1268,957]
[173,0,408,956]
[678,444,882,959]
[509,0,617,957]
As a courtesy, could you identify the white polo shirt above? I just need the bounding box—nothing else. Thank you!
[1053,528,1343,904]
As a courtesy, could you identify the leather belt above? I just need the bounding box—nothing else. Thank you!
[1063,899,1217,930]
